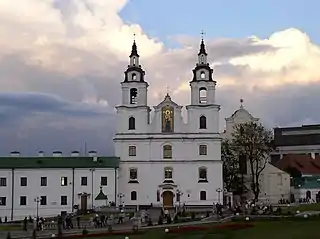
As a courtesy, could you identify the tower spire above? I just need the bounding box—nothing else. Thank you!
[198,30,207,56]
[130,33,139,57]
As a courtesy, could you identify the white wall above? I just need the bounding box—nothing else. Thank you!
[114,138,221,162]
[0,168,116,221]
[118,161,223,206]
[186,105,220,133]
[259,164,291,204]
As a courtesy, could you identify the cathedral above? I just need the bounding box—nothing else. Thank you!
[113,38,223,207]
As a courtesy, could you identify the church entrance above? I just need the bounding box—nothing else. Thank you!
[162,191,174,207]
[80,195,88,213]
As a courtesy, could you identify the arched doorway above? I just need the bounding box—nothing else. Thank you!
[306,190,311,199]
[162,191,174,207]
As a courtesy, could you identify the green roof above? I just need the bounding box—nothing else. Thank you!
[95,188,108,200]
[0,157,119,169]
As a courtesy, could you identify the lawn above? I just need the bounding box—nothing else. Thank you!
[80,221,320,239]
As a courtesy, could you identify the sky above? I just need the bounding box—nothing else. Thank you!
[0,0,319,156]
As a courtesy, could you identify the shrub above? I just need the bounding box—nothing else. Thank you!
[191,212,195,220]
[206,211,210,217]
[167,215,172,224]
[82,229,88,235]
[158,215,163,225]
[173,215,179,223]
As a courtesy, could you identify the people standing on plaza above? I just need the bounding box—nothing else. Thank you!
[117,210,124,224]
[23,217,28,231]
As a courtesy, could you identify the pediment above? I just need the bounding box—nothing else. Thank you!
[225,107,259,122]
[154,94,181,110]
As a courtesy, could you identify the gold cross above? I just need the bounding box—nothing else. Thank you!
[133,33,136,41]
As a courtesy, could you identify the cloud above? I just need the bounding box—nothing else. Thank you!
[0,0,319,155]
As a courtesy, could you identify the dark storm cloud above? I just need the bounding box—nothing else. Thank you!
[207,38,276,60]
[216,83,320,129]
[0,92,113,125]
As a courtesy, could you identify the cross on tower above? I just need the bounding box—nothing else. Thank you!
[133,33,136,41]
[200,30,205,40]
[165,85,170,95]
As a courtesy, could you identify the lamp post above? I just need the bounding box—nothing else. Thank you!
[89,168,95,209]
[176,190,183,213]
[216,188,222,204]
[34,197,40,218]
[118,193,125,210]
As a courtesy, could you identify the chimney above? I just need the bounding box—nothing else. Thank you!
[71,151,80,157]
[38,151,44,157]
[310,152,316,159]
[53,151,62,157]
[93,156,98,162]
[10,151,20,157]
[88,151,97,157]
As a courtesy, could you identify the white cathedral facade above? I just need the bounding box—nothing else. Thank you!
[114,39,223,208]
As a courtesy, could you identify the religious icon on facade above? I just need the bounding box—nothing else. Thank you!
[162,105,174,133]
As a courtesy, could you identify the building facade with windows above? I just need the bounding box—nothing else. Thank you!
[0,156,119,220]
[114,39,223,208]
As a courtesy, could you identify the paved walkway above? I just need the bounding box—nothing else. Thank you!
[6,217,222,238]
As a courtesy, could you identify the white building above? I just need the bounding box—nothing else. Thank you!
[114,39,223,208]
[0,152,119,220]
[222,100,291,204]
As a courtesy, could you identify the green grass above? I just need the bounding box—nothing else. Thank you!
[0,224,21,231]
[81,221,320,239]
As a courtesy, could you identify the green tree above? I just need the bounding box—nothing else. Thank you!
[222,139,247,194]
[231,121,273,201]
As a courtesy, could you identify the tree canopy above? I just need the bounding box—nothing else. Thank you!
[225,121,273,201]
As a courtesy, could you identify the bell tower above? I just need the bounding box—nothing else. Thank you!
[186,34,220,133]
[190,35,216,105]
[121,39,148,106]
[115,39,150,134]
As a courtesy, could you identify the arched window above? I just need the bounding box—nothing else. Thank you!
[132,73,137,81]
[128,117,135,130]
[128,146,136,156]
[131,191,137,201]
[199,116,207,129]
[199,145,207,155]
[200,191,206,200]
[198,167,207,181]
[199,87,207,104]
[163,145,172,159]
[164,167,173,179]
[130,88,138,104]
[133,57,136,65]
[200,71,205,79]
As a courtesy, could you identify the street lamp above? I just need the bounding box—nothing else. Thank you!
[176,190,183,212]
[216,188,222,204]
[118,193,125,209]
[34,197,40,218]
[89,168,95,209]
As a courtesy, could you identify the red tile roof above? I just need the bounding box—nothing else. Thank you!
[276,154,320,175]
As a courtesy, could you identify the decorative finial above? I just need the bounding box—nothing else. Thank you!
[133,32,136,42]
[240,98,244,108]
[100,186,103,191]
[200,30,205,40]
[198,30,207,56]
[165,84,170,96]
